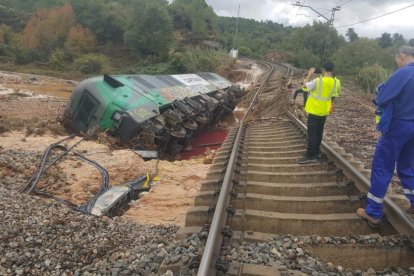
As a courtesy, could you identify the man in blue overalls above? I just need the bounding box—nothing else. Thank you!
[357,45,414,225]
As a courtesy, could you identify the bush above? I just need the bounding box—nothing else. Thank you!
[49,49,67,69]
[356,64,389,93]
[0,44,14,57]
[14,48,43,65]
[130,62,173,75]
[290,48,320,69]
[171,47,230,73]
[238,46,252,57]
[75,53,110,74]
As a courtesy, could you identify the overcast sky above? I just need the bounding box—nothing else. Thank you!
[205,0,414,39]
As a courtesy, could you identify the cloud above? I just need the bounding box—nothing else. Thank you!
[205,0,414,39]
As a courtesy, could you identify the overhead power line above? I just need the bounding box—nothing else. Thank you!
[335,3,414,28]
[334,1,374,21]
[337,0,353,7]
[292,2,341,65]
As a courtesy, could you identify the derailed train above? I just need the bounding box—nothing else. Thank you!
[63,72,242,157]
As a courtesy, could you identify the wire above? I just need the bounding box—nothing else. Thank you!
[338,0,353,7]
[19,135,111,214]
[335,3,414,28]
[294,0,305,18]
[334,1,374,21]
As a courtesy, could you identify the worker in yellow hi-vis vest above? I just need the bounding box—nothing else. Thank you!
[298,61,341,164]
[293,69,322,108]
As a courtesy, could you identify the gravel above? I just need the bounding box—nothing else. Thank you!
[0,187,179,275]
[218,235,413,275]
[0,149,41,190]
[0,148,69,193]
[293,87,404,195]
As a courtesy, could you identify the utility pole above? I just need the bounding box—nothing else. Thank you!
[292,2,341,64]
[233,4,240,50]
[292,2,331,22]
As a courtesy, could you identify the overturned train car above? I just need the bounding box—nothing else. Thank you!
[63,73,242,157]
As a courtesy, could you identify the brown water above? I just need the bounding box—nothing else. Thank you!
[4,82,75,99]
[0,72,76,99]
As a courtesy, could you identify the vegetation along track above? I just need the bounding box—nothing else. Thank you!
[162,60,414,275]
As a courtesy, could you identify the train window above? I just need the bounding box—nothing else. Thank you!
[73,90,99,132]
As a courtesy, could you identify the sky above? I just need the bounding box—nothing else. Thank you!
[205,0,414,40]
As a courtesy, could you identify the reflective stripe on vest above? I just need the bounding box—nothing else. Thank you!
[309,77,337,101]
[304,76,339,116]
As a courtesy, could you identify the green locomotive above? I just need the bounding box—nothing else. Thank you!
[63,72,242,156]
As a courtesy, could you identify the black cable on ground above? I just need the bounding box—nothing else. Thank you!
[19,135,110,214]
[19,135,76,193]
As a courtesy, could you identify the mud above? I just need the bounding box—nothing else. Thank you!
[0,62,256,226]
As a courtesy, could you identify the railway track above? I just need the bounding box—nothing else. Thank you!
[161,61,414,275]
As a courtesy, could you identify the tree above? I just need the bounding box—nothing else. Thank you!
[238,46,252,57]
[392,33,405,48]
[0,5,29,30]
[0,23,12,44]
[70,0,125,44]
[346,28,359,42]
[408,38,414,47]
[66,25,96,55]
[332,38,394,74]
[378,32,392,48]
[169,0,218,40]
[283,21,345,67]
[22,4,75,52]
[124,0,173,57]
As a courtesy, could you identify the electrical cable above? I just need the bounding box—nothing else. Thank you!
[334,0,374,21]
[19,136,111,214]
[335,3,414,28]
[19,135,76,193]
[337,0,353,7]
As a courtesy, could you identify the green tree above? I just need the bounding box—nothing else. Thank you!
[283,21,345,67]
[75,53,110,74]
[356,64,389,93]
[70,0,125,44]
[332,38,394,74]
[171,47,229,73]
[392,33,405,48]
[378,32,392,48]
[346,28,359,42]
[408,38,414,47]
[0,23,12,43]
[124,0,173,57]
[0,0,66,11]
[169,0,218,40]
[217,17,292,58]
[291,48,320,69]
[238,46,252,57]
[0,5,29,30]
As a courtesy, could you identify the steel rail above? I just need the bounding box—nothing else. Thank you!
[197,60,274,276]
[287,112,414,237]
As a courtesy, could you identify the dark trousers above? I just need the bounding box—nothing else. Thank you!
[306,114,327,157]
[293,89,308,106]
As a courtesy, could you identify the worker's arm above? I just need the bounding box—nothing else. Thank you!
[303,68,315,84]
